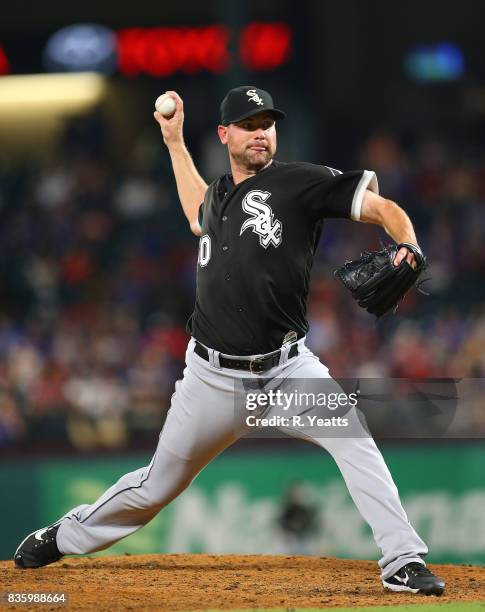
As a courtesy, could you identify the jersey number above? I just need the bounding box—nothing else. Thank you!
[198,234,211,267]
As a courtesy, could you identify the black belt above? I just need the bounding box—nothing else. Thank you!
[193,340,299,374]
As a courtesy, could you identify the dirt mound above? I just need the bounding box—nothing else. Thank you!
[1,554,484,611]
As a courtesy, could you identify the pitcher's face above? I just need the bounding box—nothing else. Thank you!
[218,112,277,172]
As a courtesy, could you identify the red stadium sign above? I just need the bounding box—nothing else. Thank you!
[118,26,231,76]
[117,23,292,77]
[0,44,10,75]
[240,23,292,71]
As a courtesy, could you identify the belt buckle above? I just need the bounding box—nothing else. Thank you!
[249,357,265,374]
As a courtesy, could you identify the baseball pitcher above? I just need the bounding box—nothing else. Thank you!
[14,86,444,596]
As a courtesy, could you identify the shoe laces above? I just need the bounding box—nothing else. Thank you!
[33,526,59,551]
[403,562,433,577]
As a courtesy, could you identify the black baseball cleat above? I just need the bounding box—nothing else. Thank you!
[14,523,64,569]
[382,562,445,596]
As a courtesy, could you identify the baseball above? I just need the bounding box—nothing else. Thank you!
[155,94,176,118]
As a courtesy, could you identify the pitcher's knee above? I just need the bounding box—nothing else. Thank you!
[140,474,194,509]
[133,445,205,509]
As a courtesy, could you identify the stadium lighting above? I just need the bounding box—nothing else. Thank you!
[0,72,106,114]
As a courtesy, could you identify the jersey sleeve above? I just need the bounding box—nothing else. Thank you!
[304,165,379,220]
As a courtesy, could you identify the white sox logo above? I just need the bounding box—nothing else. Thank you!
[240,190,282,248]
[246,89,264,106]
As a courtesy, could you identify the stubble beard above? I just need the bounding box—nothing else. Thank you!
[231,146,274,173]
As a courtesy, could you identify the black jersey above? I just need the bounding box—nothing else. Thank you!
[187,160,378,355]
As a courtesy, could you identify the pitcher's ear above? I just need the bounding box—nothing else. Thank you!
[218,124,228,144]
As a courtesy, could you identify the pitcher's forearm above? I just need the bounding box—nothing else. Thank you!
[380,200,418,247]
[153,92,207,232]
[168,142,208,227]
[361,191,418,247]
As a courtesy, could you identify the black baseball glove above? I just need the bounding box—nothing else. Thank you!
[334,242,427,317]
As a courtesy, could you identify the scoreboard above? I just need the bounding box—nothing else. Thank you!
[0,22,292,77]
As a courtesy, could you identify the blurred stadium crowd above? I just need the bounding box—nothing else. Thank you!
[0,117,484,451]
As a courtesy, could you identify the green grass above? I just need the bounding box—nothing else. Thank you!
[196,602,485,612]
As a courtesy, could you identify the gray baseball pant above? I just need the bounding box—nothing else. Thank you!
[56,337,427,579]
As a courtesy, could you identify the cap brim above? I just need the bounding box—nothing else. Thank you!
[223,108,286,126]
